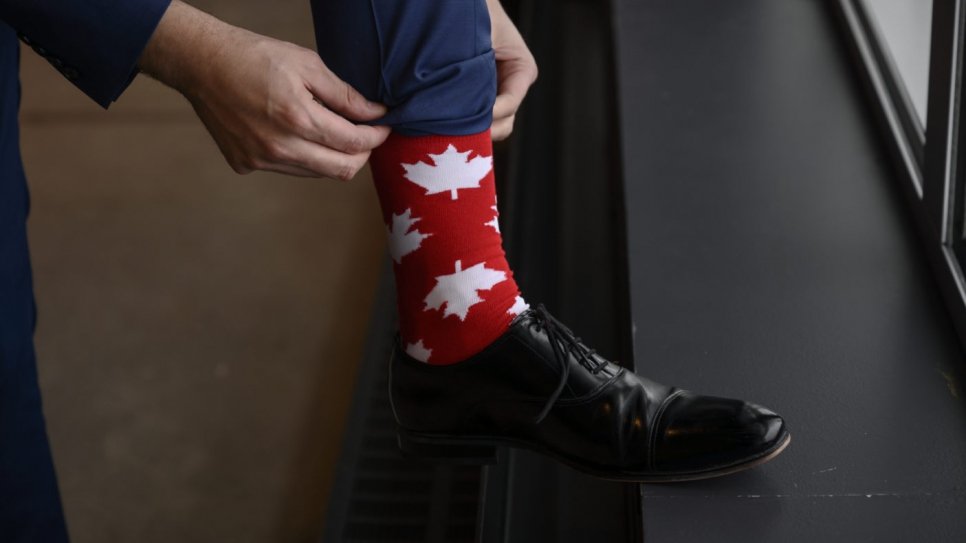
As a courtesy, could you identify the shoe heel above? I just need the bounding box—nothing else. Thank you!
[397,428,498,465]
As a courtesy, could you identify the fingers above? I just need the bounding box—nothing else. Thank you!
[230,149,369,180]
[259,82,388,178]
[228,128,373,180]
[491,115,514,141]
[305,65,387,122]
[194,40,390,180]
[302,104,391,154]
[493,59,535,116]
[492,58,538,139]
[277,139,373,181]
[259,163,328,178]
[492,92,523,124]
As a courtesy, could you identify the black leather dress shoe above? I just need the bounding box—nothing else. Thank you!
[390,304,790,482]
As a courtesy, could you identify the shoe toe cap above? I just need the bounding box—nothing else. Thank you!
[652,392,788,474]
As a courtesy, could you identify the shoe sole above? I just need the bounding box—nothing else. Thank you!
[397,427,792,483]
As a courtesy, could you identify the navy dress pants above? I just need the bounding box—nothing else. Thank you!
[0,24,70,543]
[311,0,497,136]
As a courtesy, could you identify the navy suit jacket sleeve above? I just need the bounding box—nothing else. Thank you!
[0,0,172,108]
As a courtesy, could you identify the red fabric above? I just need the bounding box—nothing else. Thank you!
[369,129,523,364]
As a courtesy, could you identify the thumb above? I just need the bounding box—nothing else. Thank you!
[307,69,387,122]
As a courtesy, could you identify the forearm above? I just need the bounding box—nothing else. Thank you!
[138,0,237,99]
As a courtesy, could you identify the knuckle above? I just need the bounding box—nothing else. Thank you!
[298,48,320,65]
[342,82,362,110]
[231,157,255,175]
[262,139,287,162]
[498,122,514,140]
[340,82,352,105]
[344,134,367,153]
[281,104,306,128]
[336,160,360,181]
[290,112,314,134]
[249,156,268,171]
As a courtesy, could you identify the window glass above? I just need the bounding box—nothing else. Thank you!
[863,0,933,126]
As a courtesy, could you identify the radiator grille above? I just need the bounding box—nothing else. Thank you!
[323,278,485,543]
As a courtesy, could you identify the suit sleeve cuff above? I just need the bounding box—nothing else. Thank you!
[94,0,172,108]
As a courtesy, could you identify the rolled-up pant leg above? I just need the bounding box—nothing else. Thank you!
[310,0,496,136]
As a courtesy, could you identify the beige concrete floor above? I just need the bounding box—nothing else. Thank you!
[18,2,386,541]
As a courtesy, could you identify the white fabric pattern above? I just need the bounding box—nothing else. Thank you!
[402,145,493,200]
[405,339,433,362]
[387,208,431,264]
[424,260,507,320]
[485,203,500,233]
[507,295,530,317]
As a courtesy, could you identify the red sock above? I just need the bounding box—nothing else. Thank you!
[369,129,529,365]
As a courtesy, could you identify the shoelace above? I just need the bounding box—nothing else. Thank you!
[529,304,607,424]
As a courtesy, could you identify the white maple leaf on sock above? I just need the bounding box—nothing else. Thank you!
[387,208,431,264]
[405,339,432,362]
[424,260,507,320]
[484,200,500,233]
[402,145,493,200]
[507,295,529,316]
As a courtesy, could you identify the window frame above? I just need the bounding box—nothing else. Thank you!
[831,0,966,351]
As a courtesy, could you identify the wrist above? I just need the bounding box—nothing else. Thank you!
[138,0,234,101]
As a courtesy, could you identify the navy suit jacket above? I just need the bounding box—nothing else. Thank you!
[0,0,169,368]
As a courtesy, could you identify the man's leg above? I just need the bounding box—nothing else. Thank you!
[0,27,69,541]
[0,351,70,542]
[310,1,790,480]
[312,0,495,137]
[313,0,524,364]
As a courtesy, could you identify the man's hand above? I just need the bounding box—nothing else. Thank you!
[138,1,390,179]
[487,0,538,141]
